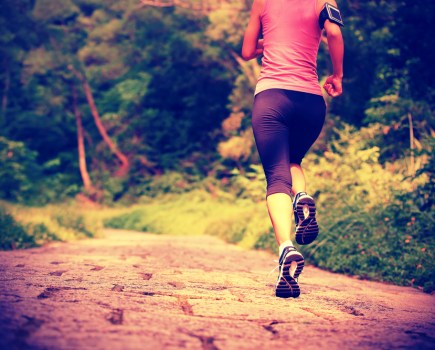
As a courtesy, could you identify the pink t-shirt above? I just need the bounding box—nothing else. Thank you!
[255,0,323,96]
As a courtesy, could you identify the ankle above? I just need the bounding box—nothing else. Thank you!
[279,240,294,257]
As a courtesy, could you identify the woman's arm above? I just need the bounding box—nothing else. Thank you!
[317,0,344,97]
[241,0,264,61]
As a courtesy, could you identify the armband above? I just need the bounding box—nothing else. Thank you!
[319,3,344,29]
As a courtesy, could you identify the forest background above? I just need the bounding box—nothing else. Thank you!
[0,0,434,292]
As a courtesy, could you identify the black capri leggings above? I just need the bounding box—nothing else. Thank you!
[252,89,326,198]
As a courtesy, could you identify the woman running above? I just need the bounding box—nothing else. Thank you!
[242,0,344,298]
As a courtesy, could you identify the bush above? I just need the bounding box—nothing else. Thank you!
[0,207,36,250]
[54,211,95,238]
[105,208,153,232]
[144,172,194,196]
[298,192,434,292]
[228,164,266,202]
[104,190,271,248]
[112,171,201,204]
[0,137,81,205]
[0,202,102,250]
[0,137,39,201]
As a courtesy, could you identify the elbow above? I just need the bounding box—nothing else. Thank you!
[241,43,256,61]
[241,50,253,61]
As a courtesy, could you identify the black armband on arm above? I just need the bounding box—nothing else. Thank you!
[319,3,344,29]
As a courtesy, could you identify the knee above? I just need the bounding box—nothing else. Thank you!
[265,174,292,197]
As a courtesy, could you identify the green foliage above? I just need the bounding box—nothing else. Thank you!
[1,2,235,203]
[54,211,95,238]
[104,208,150,231]
[0,137,82,205]
[32,0,80,23]
[92,171,200,204]
[0,137,39,201]
[140,172,196,197]
[104,190,270,248]
[115,73,151,107]
[301,192,434,293]
[0,206,36,250]
[0,202,102,250]
[206,1,249,48]
[413,139,435,213]
[228,165,266,202]
[304,123,413,211]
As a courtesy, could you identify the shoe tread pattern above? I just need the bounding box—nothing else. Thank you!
[275,250,305,298]
[295,197,318,245]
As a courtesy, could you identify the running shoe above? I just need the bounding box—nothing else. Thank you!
[275,245,305,298]
[293,192,319,245]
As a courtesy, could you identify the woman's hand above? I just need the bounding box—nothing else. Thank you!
[254,39,264,57]
[323,75,342,97]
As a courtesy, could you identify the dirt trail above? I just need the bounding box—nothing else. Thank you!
[0,229,434,350]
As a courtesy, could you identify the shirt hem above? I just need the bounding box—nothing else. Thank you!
[255,84,323,97]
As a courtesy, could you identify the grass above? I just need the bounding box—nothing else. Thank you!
[0,201,103,250]
[104,190,272,249]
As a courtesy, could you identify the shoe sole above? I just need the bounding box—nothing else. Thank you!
[295,197,319,245]
[275,251,305,298]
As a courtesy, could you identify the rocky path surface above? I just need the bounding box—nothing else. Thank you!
[0,229,434,350]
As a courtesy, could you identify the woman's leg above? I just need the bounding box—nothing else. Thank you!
[267,164,307,245]
[267,163,307,245]
[290,163,306,195]
[252,89,306,298]
[252,90,295,247]
[266,193,292,245]
[288,91,326,197]
[287,92,326,244]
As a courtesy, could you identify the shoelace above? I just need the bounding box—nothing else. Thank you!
[267,259,280,279]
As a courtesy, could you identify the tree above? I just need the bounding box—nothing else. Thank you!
[68,66,130,176]
[72,85,96,194]
[32,0,131,177]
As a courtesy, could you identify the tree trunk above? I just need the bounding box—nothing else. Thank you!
[72,85,96,194]
[68,66,130,177]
